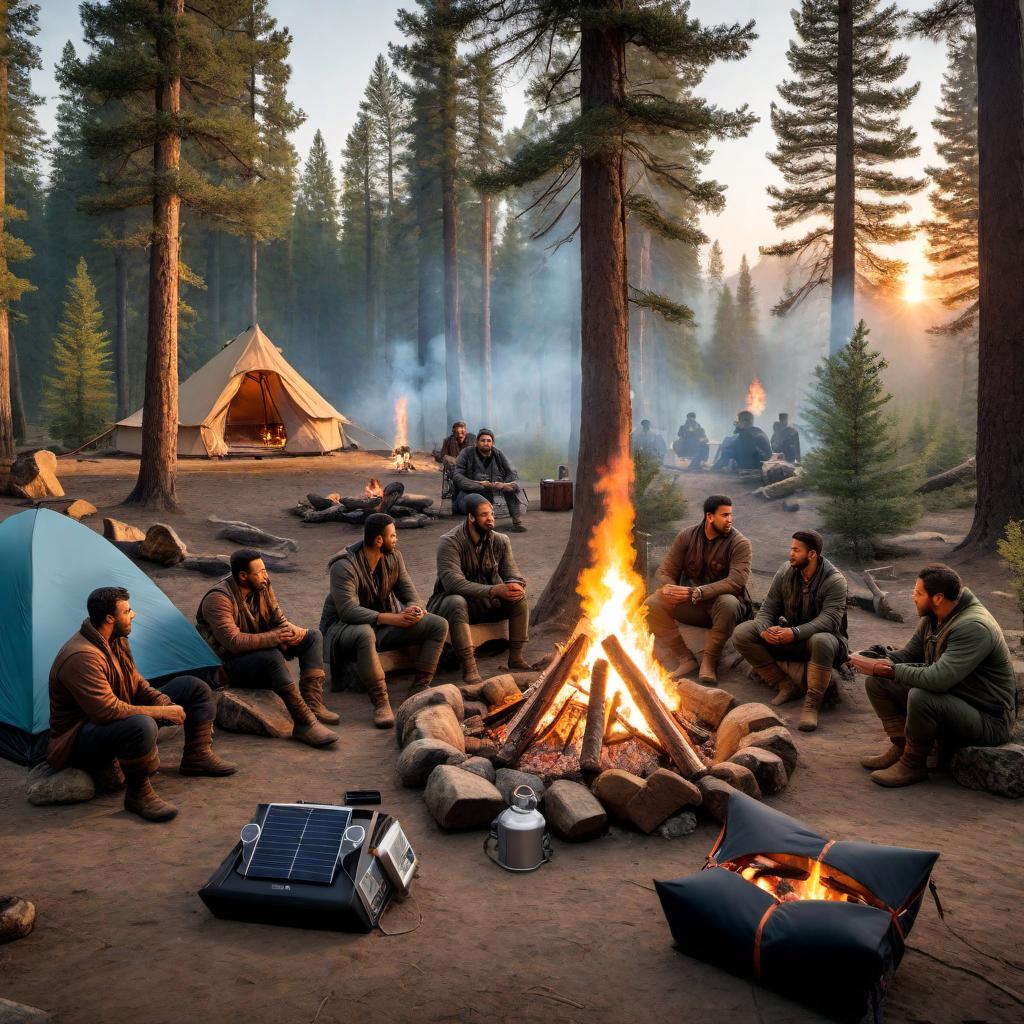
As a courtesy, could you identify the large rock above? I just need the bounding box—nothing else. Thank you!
[103,517,146,543]
[709,762,761,800]
[481,673,522,709]
[543,780,607,841]
[397,739,467,788]
[424,764,505,830]
[494,768,545,805]
[458,757,497,783]
[0,897,36,944]
[624,768,703,834]
[395,684,465,744]
[951,744,1024,799]
[658,811,698,839]
[0,999,51,1023]
[592,769,645,818]
[9,450,63,500]
[400,704,465,752]
[37,498,96,521]
[715,703,784,762]
[696,775,742,823]
[140,523,188,565]
[737,726,799,777]
[215,689,292,738]
[728,747,789,796]
[674,678,735,729]
[25,764,95,806]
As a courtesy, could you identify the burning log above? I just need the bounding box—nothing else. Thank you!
[603,692,623,743]
[916,456,975,494]
[600,635,706,779]
[495,633,589,767]
[580,659,609,773]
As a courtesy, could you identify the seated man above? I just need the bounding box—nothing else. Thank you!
[851,564,1016,789]
[432,420,475,463]
[322,513,448,728]
[196,549,337,748]
[645,494,752,685]
[453,428,528,533]
[713,410,772,471]
[770,412,801,462]
[427,494,530,684]
[732,530,848,732]
[672,413,710,470]
[633,419,668,464]
[48,587,235,823]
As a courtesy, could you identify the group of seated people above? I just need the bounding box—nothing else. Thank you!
[648,494,1017,789]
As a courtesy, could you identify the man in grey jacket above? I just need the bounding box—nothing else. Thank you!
[732,530,848,732]
[427,494,529,684]
[452,428,527,532]
[320,513,448,727]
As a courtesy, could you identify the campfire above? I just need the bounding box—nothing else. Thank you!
[391,397,416,472]
[746,377,766,417]
[258,424,286,448]
[364,477,384,499]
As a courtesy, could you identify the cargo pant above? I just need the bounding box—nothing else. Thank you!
[644,592,746,658]
[221,628,324,692]
[732,621,843,672]
[864,675,1012,747]
[328,613,448,685]
[428,592,529,651]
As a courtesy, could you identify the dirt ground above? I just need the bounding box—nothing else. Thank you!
[1,452,1022,1024]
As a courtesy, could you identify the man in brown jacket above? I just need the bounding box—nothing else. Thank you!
[48,587,235,823]
[644,494,752,685]
[427,494,529,684]
[196,549,337,748]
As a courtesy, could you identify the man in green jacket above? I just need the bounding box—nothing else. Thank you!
[851,564,1017,788]
[732,530,848,732]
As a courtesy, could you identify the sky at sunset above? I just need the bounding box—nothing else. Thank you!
[37,1,950,289]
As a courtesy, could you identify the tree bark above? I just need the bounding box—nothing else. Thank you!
[958,3,1024,549]
[829,0,856,355]
[9,317,26,442]
[0,6,14,462]
[125,0,182,509]
[533,0,630,625]
[480,191,493,426]
[440,46,463,426]
[568,271,582,469]
[634,229,651,412]
[363,160,377,367]
[114,242,129,418]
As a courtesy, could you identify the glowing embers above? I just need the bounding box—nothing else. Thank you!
[732,854,879,906]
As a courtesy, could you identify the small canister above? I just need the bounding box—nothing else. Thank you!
[485,786,551,872]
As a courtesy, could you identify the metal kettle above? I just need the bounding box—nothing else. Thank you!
[484,786,552,872]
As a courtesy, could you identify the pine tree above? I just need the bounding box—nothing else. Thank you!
[707,284,742,405]
[803,320,920,559]
[761,0,924,354]
[734,253,760,385]
[43,258,112,446]
[706,239,724,293]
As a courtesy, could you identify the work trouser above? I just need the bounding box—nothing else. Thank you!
[864,675,1011,747]
[328,614,448,685]
[454,486,526,520]
[71,675,215,766]
[644,592,746,653]
[429,592,528,650]
[732,620,843,671]
[221,629,323,692]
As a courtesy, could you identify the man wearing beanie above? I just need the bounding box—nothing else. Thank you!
[452,428,528,532]
[427,494,529,683]
[732,530,849,732]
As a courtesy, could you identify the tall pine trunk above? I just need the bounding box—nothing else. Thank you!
[441,59,463,426]
[0,8,13,462]
[363,165,377,369]
[635,229,651,413]
[415,172,433,445]
[568,273,582,469]
[480,191,493,425]
[125,0,182,509]
[960,2,1024,548]
[9,318,25,441]
[114,247,129,418]
[533,0,630,625]
[830,0,855,355]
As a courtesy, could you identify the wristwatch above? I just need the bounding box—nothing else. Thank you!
[691,587,702,604]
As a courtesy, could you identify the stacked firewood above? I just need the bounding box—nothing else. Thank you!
[291,480,434,528]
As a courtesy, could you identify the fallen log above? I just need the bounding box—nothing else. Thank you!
[180,550,298,576]
[208,516,298,551]
[754,474,804,501]
[601,634,706,778]
[580,659,608,773]
[7,450,64,500]
[301,504,352,524]
[915,457,975,494]
[862,568,904,623]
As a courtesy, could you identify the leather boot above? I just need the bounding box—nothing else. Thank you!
[457,647,483,686]
[366,676,395,729]
[860,716,906,770]
[91,760,125,793]
[798,663,832,732]
[179,720,237,776]
[300,670,340,725]
[408,670,436,697]
[507,641,531,671]
[753,662,799,705]
[121,750,178,822]
[658,636,698,679]
[510,518,527,533]
[279,684,339,746]
[871,738,930,788]
[698,631,726,686]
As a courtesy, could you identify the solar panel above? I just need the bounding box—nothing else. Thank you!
[243,804,352,885]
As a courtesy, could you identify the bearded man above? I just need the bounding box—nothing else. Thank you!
[452,428,528,532]
[433,420,475,463]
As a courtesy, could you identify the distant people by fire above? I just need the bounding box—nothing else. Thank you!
[713,410,772,471]
[452,429,528,533]
[770,412,801,462]
[432,420,475,463]
[672,413,710,470]
[632,418,667,464]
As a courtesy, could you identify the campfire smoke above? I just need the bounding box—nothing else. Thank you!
[746,377,766,417]
[391,397,414,471]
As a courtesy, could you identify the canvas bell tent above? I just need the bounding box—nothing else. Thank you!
[0,509,220,765]
[115,325,351,457]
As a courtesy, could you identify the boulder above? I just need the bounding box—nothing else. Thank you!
[715,703,784,762]
[728,747,789,796]
[674,678,735,729]
[697,775,742,823]
[951,743,1024,799]
[215,689,292,738]
[395,684,466,743]
[495,768,546,805]
[397,739,467,788]
[424,765,505,830]
[737,726,799,777]
[35,498,96,520]
[103,517,146,543]
[0,897,36,944]
[399,704,465,752]
[658,811,698,839]
[25,764,95,806]
[543,780,608,841]
[9,450,63,500]
[0,999,50,1023]
[140,523,188,565]
[624,768,703,834]
[481,673,522,709]
[592,769,645,818]
[458,757,497,783]
[709,762,762,800]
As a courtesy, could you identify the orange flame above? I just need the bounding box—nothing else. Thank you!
[394,397,409,449]
[741,859,852,903]
[746,377,766,417]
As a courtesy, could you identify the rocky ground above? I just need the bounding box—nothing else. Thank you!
[1,450,1022,1024]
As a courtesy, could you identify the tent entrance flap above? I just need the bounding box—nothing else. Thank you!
[225,371,287,451]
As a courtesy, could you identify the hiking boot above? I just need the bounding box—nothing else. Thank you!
[121,751,178,822]
[407,671,436,697]
[366,677,395,729]
[657,636,698,680]
[798,663,832,732]
[279,684,339,746]
[871,739,929,788]
[510,519,528,533]
[860,717,906,770]
[507,642,531,672]
[668,655,699,681]
[91,760,125,793]
[300,671,340,725]
[179,720,237,776]
[457,647,484,686]
[753,662,799,705]
[698,652,719,686]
